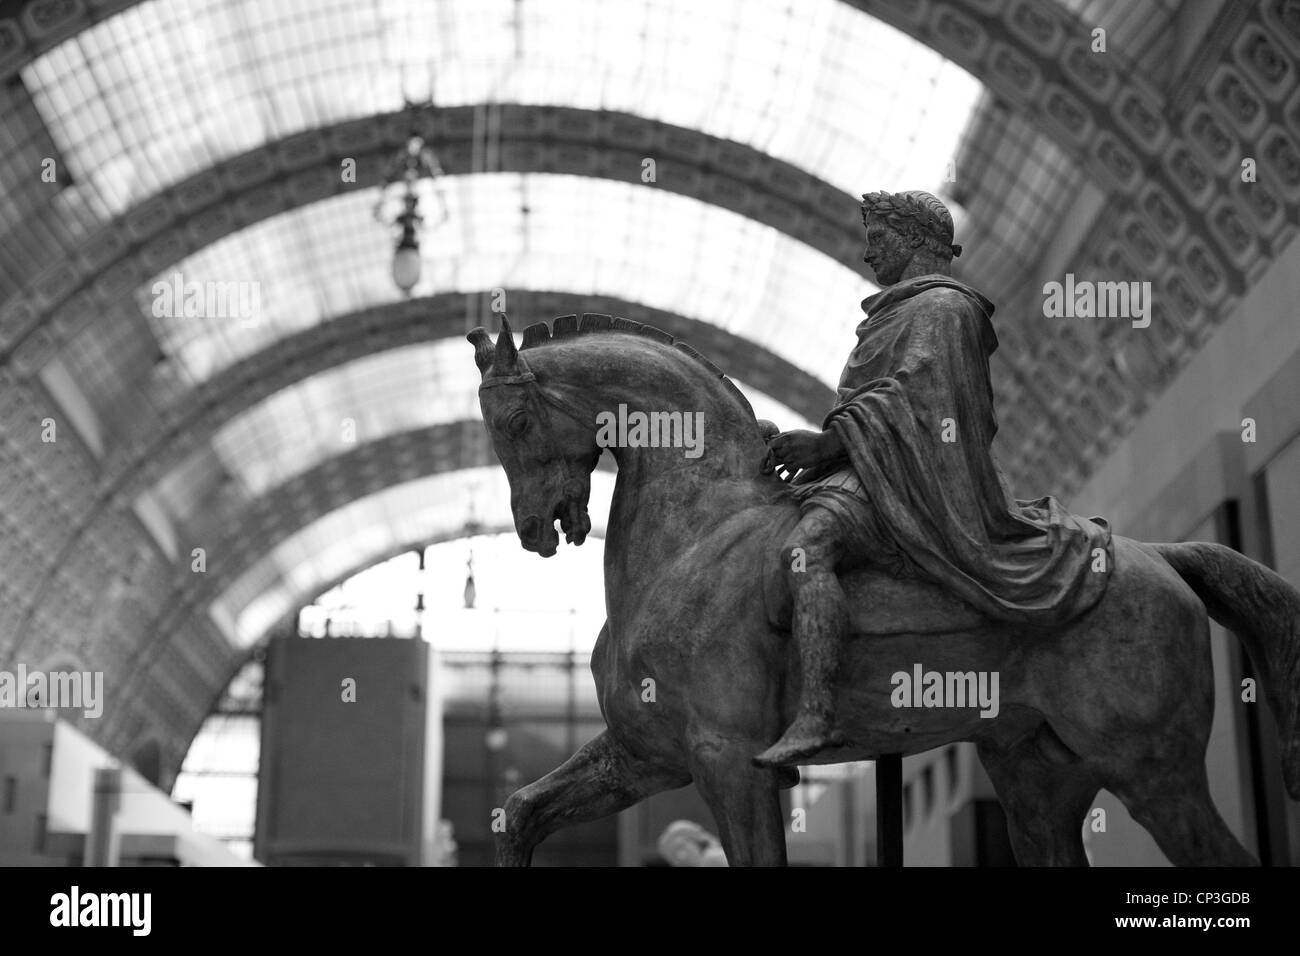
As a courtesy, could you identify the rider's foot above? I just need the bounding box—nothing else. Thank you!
[752,717,845,767]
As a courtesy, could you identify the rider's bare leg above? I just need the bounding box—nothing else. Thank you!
[754,507,848,767]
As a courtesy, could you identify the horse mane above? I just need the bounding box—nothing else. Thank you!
[519,313,756,420]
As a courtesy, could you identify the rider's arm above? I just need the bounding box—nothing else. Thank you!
[819,428,847,464]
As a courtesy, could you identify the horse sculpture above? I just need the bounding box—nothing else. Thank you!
[469,312,1300,867]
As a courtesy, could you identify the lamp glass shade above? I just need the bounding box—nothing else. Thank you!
[392,244,422,292]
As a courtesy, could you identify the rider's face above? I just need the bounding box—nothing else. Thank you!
[863,215,911,287]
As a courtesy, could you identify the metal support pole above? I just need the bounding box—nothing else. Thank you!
[876,753,903,867]
[87,766,122,867]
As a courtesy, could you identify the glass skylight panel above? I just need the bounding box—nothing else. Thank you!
[203,340,480,500]
[20,0,982,231]
[141,174,875,392]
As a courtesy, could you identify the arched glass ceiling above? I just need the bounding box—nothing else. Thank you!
[152,332,812,526]
[19,0,981,231]
[133,175,874,392]
[211,467,617,649]
[161,341,480,508]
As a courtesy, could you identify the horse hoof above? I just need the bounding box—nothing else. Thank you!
[753,737,826,767]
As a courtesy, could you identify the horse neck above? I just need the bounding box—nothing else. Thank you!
[533,336,772,544]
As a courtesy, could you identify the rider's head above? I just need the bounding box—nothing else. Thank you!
[860,190,961,286]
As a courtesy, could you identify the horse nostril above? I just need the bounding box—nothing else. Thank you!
[519,515,542,543]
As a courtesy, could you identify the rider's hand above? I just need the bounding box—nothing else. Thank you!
[762,429,842,481]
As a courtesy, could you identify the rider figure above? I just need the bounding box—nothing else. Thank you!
[754,190,1110,768]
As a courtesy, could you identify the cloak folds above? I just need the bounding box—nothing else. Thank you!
[793,274,1112,626]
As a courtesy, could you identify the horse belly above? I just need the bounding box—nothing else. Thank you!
[841,568,988,635]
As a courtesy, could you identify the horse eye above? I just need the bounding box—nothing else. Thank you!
[505,411,528,436]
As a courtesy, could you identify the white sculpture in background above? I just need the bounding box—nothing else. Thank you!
[657,820,728,867]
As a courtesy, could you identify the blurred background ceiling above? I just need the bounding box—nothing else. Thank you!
[0,0,1296,785]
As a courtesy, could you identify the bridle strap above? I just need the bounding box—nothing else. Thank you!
[479,373,536,388]
[478,351,538,388]
[478,353,591,427]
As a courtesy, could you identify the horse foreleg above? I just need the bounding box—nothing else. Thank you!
[689,732,788,866]
[496,730,686,866]
[977,727,1099,866]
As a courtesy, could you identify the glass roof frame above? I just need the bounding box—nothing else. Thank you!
[16,0,982,236]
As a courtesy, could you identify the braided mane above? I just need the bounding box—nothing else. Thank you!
[519,312,755,420]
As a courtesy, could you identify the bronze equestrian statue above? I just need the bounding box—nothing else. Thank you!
[468,189,1300,866]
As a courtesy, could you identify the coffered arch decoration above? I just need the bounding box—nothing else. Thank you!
[881,0,1300,495]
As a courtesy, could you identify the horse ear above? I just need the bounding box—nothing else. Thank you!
[494,315,518,370]
[467,327,494,374]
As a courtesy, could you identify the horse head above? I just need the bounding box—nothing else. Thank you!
[468,316,600,557]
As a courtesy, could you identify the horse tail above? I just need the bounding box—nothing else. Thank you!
[1150,541,1300,798]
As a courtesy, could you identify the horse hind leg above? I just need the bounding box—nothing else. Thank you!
[1094,593,1257,865]
[1108,764,1257,866]
[977,725,1099,866]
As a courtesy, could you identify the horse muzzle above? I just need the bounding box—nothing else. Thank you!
[518,496,590,557]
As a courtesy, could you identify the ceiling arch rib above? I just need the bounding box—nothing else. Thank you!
[118,353,818,714]
[149,349,811,552]
[106,289,832,510]
[13,155,875,659]
[129,174,872,390]
[4,0,1294,784]
[6,1,1290,508]
[124,351,817,710]
[0,0,981,311]
[2,96,1069,649]
[1,286,824,666]
[3,0,1287,500]
[0,0,1159,225]
[2,0,1268,345]
[6,109,887,371]
[161,381,809,622]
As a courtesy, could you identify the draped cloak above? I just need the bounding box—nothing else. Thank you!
[791,274,1112,626]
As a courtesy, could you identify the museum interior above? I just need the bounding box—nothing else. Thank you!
[0,0,1299,867]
